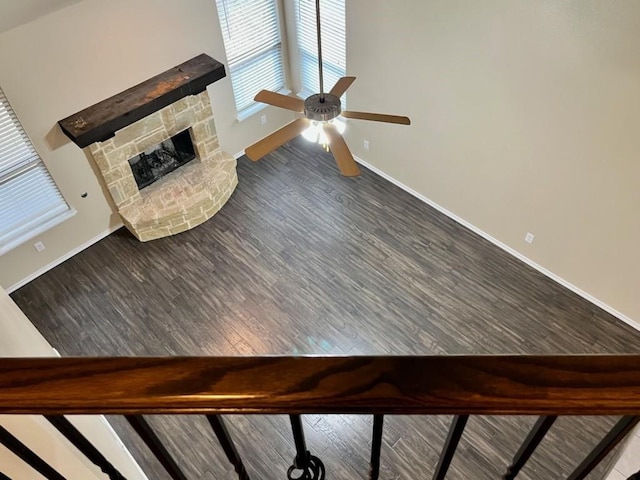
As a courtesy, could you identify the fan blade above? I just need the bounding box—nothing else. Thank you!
[329,76,356,98]
[341,110,411,125]
[254,90,305,112]
[323,123,360,177]
[245,118,310,161]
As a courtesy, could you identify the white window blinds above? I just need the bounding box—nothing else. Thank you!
[216,0,286,113]
[296,0,346,99]
[0,88,71,255]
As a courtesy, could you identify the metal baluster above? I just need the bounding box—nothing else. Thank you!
[287,415,325,480]
[125,415,188,480]
[628,470,640,480]
[432,415,469,480]
[369,414,384,480]
[567,416,640,480]
[503,416,557,480]
[0,425,65,480]
[45,415,127,480]
[206,415,250,480]
[0,469,11,480]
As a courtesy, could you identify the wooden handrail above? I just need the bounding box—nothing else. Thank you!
[0,355,639,415]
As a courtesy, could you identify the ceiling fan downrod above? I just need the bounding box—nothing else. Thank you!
[301,0,342,122]
[315,0,324,102]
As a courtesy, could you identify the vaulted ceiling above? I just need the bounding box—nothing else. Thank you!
[0,0,83,34]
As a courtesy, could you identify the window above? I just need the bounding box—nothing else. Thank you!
[0,87,72,255]
[295,0,346,99]
[216,0,286,114]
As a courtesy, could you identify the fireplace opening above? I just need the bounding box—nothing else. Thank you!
[128,129,196,190]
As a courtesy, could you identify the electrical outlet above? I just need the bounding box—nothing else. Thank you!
[261,114,267,125]
[525,232,535,244]
[364,140,370,150]
[34,241,45,252]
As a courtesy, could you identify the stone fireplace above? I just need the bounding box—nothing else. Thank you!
[87,91,236,241]
[59,54,236,242]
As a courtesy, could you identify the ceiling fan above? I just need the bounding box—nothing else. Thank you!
[245,0,411,177]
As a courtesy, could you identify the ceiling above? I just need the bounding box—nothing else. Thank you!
[0,0,84,34]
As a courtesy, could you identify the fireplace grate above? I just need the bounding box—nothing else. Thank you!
[128,130,195,190]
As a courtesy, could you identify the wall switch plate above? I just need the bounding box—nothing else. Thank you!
[525,232,535,244]
[261,114,267,125]
[34,241,45,252]
[364,140,370,150]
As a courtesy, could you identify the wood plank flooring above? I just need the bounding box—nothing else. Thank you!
[11,137,640,479]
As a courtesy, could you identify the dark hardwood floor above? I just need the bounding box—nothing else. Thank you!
[11,137,640,479]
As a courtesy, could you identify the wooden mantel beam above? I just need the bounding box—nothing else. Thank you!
[58,54,226,148]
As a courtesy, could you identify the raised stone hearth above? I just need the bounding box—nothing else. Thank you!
[87,91,237,241]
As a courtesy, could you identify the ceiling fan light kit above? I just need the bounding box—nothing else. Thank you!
[301,118,345,144]
[246,0,410,176]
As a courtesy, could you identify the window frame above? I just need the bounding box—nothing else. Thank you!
[215,0,291,120]
[0,88,75,256]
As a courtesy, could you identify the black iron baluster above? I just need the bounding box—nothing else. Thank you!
[206,415,250,480]
[567,415,640,480]
[0,425,65,480]
[45,415,127,480]
[629,470,640,480]
[432,415,469,480]
[0,470,11,480]
[369,414,384,480]
[287,415,325,480]
[125,415,188,480]
[503,415,557,480]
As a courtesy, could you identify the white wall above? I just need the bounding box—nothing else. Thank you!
[0,286,148,479]
[0,0,83,34]
[345,0,640,322]
[0,0,293,289]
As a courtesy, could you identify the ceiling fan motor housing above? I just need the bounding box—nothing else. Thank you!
[304,93,341,121]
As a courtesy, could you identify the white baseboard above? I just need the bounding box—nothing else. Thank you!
[354,156,640,333]
[233,150,245,160]
[6,223,123,294]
